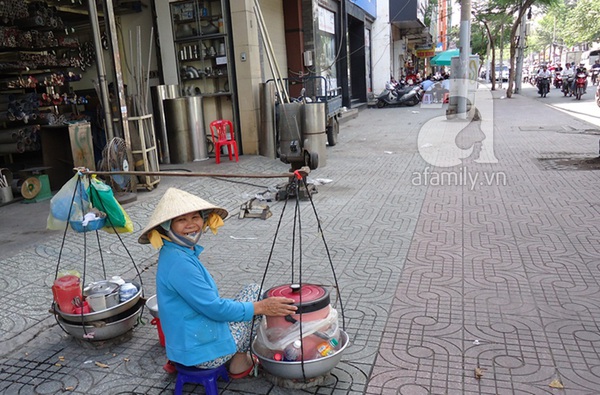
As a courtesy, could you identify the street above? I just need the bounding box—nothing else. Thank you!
[518,79,600,128]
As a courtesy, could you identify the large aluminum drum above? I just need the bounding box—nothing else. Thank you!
[302,102,327,168]
[151,85,179,164]
[163,97,208,163]
[277,102,304,165]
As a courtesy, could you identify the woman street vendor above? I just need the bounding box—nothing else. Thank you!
[138,187,297,378]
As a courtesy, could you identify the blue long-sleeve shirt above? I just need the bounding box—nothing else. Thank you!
[156,240,255,366]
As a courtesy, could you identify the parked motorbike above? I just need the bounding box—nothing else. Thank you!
[553,72,562,89]
[561,74,574,97]
[376,81,421,108]
[574,72,587,100]
[537,77,550,98]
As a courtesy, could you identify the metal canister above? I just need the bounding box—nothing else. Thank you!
[119,283,138,302]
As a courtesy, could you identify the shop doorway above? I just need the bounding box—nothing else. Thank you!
[348,16,367,104]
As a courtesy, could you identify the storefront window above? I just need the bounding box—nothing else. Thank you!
[318,6,338,97]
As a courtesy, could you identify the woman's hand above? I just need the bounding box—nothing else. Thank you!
[253,297,297,317]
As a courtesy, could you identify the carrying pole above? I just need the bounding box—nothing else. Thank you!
[76,167,310,179]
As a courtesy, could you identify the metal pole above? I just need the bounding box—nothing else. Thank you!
[86,0,114,141]
[254,0,290,103]
[457,0,471,118]
[254,5,285,104]
[101,0,130,141]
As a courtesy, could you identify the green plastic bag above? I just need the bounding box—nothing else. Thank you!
[88,176,127,228]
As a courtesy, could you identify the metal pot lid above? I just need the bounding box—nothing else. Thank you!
[84,280,119,296]
[265,284,330,314]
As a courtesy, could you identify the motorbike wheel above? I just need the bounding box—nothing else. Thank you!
[326,117,339,147]
[407,96,420,106]
[576,88,582,100]
[304,150,319,170]
[376,99,386,108]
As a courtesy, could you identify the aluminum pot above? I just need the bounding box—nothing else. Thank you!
[56,299,144,341]
[56,280,141,323]
[264,284,331,357]
[252,330,349,379]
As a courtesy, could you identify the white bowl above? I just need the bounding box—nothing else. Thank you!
[145,294,159,318]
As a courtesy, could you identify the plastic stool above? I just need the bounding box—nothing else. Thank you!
[422,93,433,104]
[150,318,165,347]
[174,363,230,395]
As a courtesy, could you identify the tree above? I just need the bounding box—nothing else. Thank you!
[529,2,568,61]
[492,0,557,98]
[563,0,600,46]
[471,4,512,90]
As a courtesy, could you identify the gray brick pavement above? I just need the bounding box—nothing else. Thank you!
[1,89,600,394]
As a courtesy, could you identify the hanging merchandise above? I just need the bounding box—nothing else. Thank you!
[88,175,133,232]
[47,172,90,230]
[251,170,349,382]
[48,171,144,341]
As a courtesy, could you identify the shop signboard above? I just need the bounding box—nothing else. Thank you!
[416,47,436,58]
[349,0,376,18]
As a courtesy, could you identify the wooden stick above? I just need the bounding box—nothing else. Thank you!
[76,167,310,179]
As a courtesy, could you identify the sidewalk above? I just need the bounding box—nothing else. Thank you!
[1,89,600,394]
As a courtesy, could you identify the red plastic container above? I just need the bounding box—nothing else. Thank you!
[264,284,331,360]
[52,275,82,314]
[151,317,165,347]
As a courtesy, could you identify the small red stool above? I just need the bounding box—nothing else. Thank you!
[174,363,230,395]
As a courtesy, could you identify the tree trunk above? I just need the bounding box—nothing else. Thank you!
[491,46,497,90]
[483,21,496,90]
[506,0,535,98]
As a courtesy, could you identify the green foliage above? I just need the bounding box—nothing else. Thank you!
[424,0,439,29]
[562,0,600,45]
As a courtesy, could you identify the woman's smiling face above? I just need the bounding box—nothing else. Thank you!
[170,211,204,238]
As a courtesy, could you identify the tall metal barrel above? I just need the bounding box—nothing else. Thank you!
[277,102,304,166]
[302,102,327,168]
[151,85,179,164]
[163,97,208,164]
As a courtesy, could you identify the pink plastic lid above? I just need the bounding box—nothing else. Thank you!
[265,284,330,313]
[54,275,80,288]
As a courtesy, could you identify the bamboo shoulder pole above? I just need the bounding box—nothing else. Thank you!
[75,167,310,179]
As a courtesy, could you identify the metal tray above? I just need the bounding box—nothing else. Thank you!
[53,280,142,323]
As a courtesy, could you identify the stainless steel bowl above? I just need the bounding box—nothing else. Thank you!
[252,330,349,380]
[56,300,144,341]
[145,294,159,318]
[55,281,142,323]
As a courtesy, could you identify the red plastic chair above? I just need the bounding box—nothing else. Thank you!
[209,120,239,164]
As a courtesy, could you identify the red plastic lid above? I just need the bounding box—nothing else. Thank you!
[265,284,330,313]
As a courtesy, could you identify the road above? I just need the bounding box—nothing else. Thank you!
[518,79,600,128]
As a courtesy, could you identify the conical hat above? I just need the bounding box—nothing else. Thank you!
[138,188,228,244]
